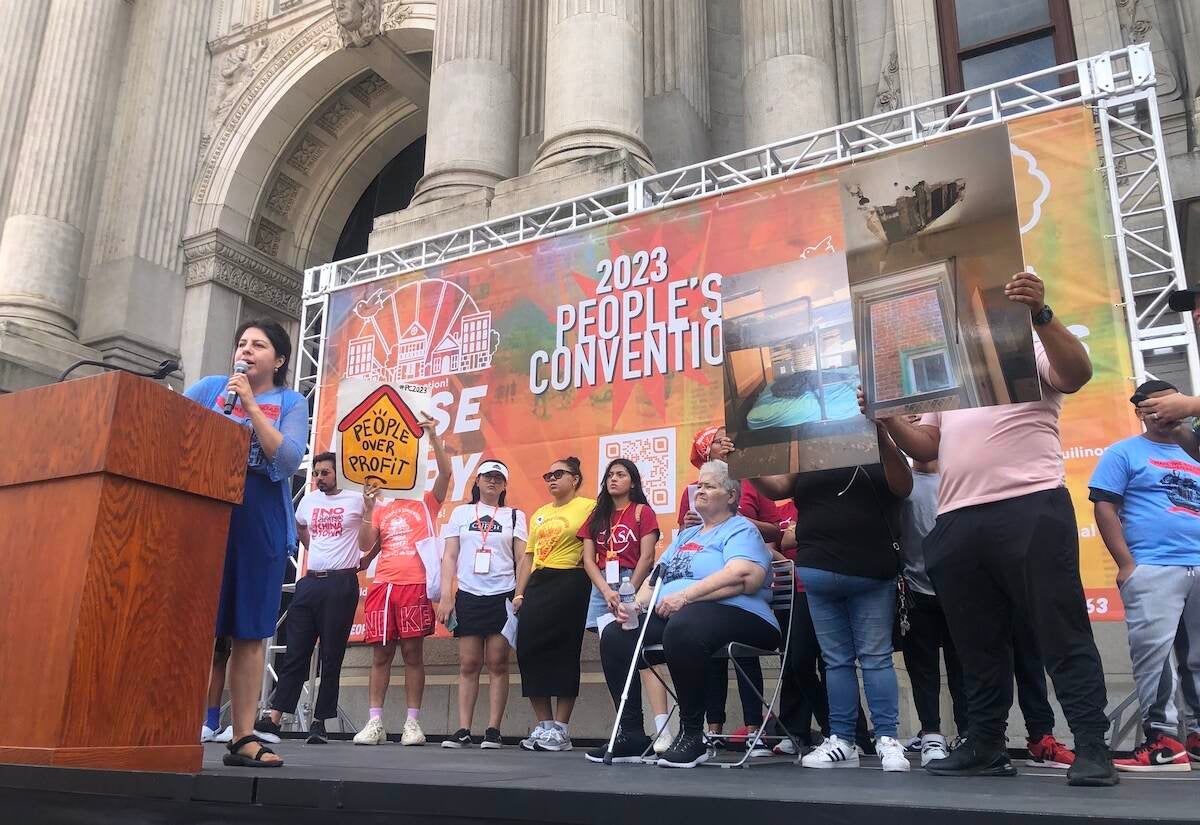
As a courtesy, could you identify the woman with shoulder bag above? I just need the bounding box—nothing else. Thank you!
[437,460,527,750]
[752,393,912,772]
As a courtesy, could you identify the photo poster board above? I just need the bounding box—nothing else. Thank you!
[334,378,430,500]
[838,123,1040,419]
[312,105,1139,632]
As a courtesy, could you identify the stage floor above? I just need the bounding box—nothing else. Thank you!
[2,739,1197,824]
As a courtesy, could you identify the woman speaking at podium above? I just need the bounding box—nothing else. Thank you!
[184,319,307,768]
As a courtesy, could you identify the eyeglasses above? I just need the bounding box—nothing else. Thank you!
[542,469,575,482]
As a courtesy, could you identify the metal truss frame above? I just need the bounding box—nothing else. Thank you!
[282,42,1196,733]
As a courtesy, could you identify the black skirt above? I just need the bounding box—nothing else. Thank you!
[516,567,590,698]
[454,589,514,638]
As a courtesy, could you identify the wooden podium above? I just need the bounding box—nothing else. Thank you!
[0,371,249,772]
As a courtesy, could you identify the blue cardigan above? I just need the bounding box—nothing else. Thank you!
[183,375,307,552]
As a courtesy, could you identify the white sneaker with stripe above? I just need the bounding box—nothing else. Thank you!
[800,735,860,768]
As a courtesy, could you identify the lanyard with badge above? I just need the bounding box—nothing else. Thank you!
[604,504,631,585]
[474,504,500,574]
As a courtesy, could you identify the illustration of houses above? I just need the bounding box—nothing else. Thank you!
[347,278,498,381]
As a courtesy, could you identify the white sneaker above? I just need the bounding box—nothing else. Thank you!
[920,733,949,766]
[214,725,233,743]
[800,735,859,768]
[653,724,674,755]
[534,724,573,752]
[772,738,798,756]
[519,723,550,751]
[353,717,388,745]
[201,725,217,743]
[400,718,426,746]
[877,736,912,772]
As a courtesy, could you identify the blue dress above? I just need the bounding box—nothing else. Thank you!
[184,376,308,640]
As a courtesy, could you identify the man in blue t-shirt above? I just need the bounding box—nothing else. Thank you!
[1089,379,1200,771]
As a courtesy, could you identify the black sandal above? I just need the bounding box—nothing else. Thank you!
[222,734,284,768]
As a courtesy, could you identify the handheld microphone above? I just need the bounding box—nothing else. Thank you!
[224,360,249,415]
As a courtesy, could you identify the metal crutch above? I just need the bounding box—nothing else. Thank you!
[602,566,666,766]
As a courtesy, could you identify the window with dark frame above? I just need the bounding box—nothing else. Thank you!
[935,0,1077,100]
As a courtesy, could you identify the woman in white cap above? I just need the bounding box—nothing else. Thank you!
[436,460,527,749]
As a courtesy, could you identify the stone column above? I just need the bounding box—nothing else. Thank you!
[410,0,522,205]
[0,0,50,241]
[533,0,651,171]
[0,0,126,337]
[741,0,839,148]
[78,0,213,372]
[643,0,710,171]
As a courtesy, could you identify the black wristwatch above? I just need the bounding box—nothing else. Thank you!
[1032,304,1054,326]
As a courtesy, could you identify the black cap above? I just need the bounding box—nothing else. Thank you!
[1168,289,1198,312]
[1130,379,1177,405]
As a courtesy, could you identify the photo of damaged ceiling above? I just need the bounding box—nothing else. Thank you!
[837,123,1041,419]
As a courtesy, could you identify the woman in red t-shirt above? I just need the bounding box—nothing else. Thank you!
[579,458,670,752]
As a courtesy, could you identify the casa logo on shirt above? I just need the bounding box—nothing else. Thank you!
[310,506,346,538]
[598,523,637,552]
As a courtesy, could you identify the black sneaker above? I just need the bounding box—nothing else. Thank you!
[441,728,472,748]
[925,739,1017,777]
[306,719,328,745]
[657,730,711,768]
[253,715,282,744]
[1068,741,1119,787]
[586,729,653,764]
[481,727,503,750]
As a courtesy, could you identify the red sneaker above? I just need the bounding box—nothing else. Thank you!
[1185,733,1200,764]
[727,725,753,746]
[1026,734,1075,769]
[1114,732,1191,772]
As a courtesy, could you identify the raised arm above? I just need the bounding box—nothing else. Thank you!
[357,483,381,567]
[423,415,452,504]
[749,474,796,501]
[1008,271,1091,393]
[876,424,913,498]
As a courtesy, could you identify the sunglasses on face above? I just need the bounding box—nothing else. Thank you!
[542,469,575,482]
[479,472,505,483]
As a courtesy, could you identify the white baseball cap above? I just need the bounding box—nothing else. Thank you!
[477,460,509,480]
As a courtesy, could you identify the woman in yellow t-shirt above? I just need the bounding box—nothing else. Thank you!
[513,456,595,752]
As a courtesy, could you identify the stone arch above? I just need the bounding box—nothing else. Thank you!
[181,7,433,380]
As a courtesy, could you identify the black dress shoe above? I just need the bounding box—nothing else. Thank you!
[1068,741,1119,787]
[925,739,1017,777]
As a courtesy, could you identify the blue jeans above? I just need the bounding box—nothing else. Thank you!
[798,567,898,740]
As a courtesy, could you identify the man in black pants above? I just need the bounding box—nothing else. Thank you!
[883,271,1117,787]
[255,453,366,744]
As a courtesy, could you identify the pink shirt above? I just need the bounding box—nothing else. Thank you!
[920,344,1066,516]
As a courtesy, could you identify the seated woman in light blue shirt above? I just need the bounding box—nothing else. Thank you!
[590,460,779,769]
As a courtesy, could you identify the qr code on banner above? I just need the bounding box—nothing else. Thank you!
[599,428,676,514]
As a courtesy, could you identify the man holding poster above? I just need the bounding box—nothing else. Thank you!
[352,415,451,747]
[881,271,1118,787]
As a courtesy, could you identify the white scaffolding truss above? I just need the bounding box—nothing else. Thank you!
[277,43,1196,737]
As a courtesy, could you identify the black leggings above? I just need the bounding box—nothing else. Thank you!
[599,601,780,734]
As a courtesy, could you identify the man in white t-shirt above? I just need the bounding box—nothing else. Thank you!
[256,452,366,744]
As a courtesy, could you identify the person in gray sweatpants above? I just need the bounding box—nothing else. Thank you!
[1089,379,1200,772]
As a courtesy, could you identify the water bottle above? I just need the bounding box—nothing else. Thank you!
[619,576,638,630]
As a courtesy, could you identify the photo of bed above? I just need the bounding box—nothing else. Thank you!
[722,252,879,479]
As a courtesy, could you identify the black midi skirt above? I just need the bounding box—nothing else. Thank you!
[516,567,590,697]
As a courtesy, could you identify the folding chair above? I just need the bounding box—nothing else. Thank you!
[641,558,799,768]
